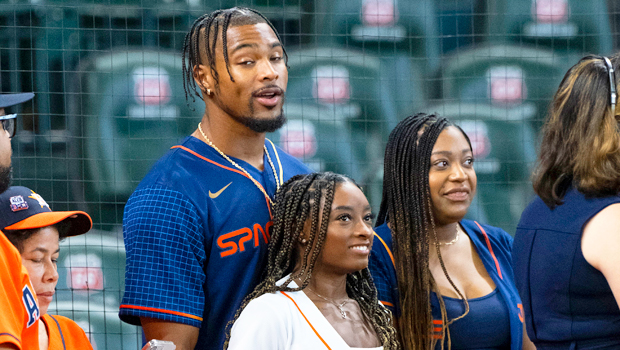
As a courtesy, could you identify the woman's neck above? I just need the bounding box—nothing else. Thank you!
[431,222,460,245]
[38,318,49,350]
[296,268,349,300]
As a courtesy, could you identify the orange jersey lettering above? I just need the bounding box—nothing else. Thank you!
[217,221,272,258]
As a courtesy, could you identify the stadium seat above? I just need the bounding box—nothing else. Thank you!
[267,107,383,207]
[284,46,410,207]
[65,50,202,227]
[55,231,126,304]
[435,0,485,54]
[286,46,417,136]
[423,102,538,234]
[486,0,613,56]
[324,0,440,73]
[440,43,579,131]
[268,117,360,181]
[49,230,139,350]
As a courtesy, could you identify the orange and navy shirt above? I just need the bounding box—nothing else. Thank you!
[0,232,40,350]
[119,136,310,350]
[368,219,526,350]
[41,314,93,350]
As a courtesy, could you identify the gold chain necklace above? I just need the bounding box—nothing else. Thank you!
[197,122,280,206]
[306,287,350,319]
[439,224,461,246]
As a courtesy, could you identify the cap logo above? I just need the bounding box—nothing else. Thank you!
[28,191,49,209]
[10,195,29,212]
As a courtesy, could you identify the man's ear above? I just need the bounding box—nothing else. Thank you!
[193,64,214,95]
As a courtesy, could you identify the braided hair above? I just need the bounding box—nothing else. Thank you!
[182,7,288,104]
[377,113,472,350]
[224,172,400,350]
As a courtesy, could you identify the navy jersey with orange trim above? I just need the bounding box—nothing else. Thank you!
[119,136,310,350]
[0,231,39,350]
[368,220,526,350]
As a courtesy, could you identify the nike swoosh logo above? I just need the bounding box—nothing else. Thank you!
[209,182,232,199]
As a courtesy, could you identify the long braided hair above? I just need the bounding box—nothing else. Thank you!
[224,172,400,349]
[182,7,288,103]
[377,113,472,350]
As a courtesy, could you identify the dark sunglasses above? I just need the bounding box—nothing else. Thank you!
[603,57,617,113]
[0,114,17,138]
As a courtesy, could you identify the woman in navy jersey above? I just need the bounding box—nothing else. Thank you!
[513,54,620,349]
[368,113,535,350]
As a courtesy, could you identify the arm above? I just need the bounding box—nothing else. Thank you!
[581,203,620,308]
[119,187,206,349]
[522,323,536,350]
[141,318,199,350]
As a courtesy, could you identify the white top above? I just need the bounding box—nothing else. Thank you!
[228,277,384,350]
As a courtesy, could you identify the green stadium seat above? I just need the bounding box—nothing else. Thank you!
[55,231,125,303]
[284,46,409,207]
[65,50,201,227]
[324,0,440,72]
[424,102,538,234]
[267,112,387,204]
[268,117,361,182]
[49,230,139,350]
[440,43,579,130]
[487,0,613,56]
[286,46,419,136]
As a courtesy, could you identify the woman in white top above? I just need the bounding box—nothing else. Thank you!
[225,172,399,350]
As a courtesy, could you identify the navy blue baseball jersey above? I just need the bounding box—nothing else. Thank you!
[119,136,310,350]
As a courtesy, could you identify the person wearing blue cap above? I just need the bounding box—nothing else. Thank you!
[0,186,94,350]
[0,91,42,350]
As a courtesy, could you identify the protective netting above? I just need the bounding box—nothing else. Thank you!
[1,1,618,348]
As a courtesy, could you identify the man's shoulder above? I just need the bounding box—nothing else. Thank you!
[137,136,232,190]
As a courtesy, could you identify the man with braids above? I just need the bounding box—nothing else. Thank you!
[119,7,309,350]
[225,172,399,349]
[367,113,535,350]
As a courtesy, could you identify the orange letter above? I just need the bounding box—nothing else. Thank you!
[237,228,253,252]
[217,228,252,257]
[265,221,273,240]
[253,223,269,247]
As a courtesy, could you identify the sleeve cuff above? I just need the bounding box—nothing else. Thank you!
[119,304,202,328]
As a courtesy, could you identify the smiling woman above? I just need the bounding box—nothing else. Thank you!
[368,113,534,350]
[225,172,399,350]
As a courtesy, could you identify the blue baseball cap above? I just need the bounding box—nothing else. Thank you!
[0,186,92,237]
[0,93,35,109]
